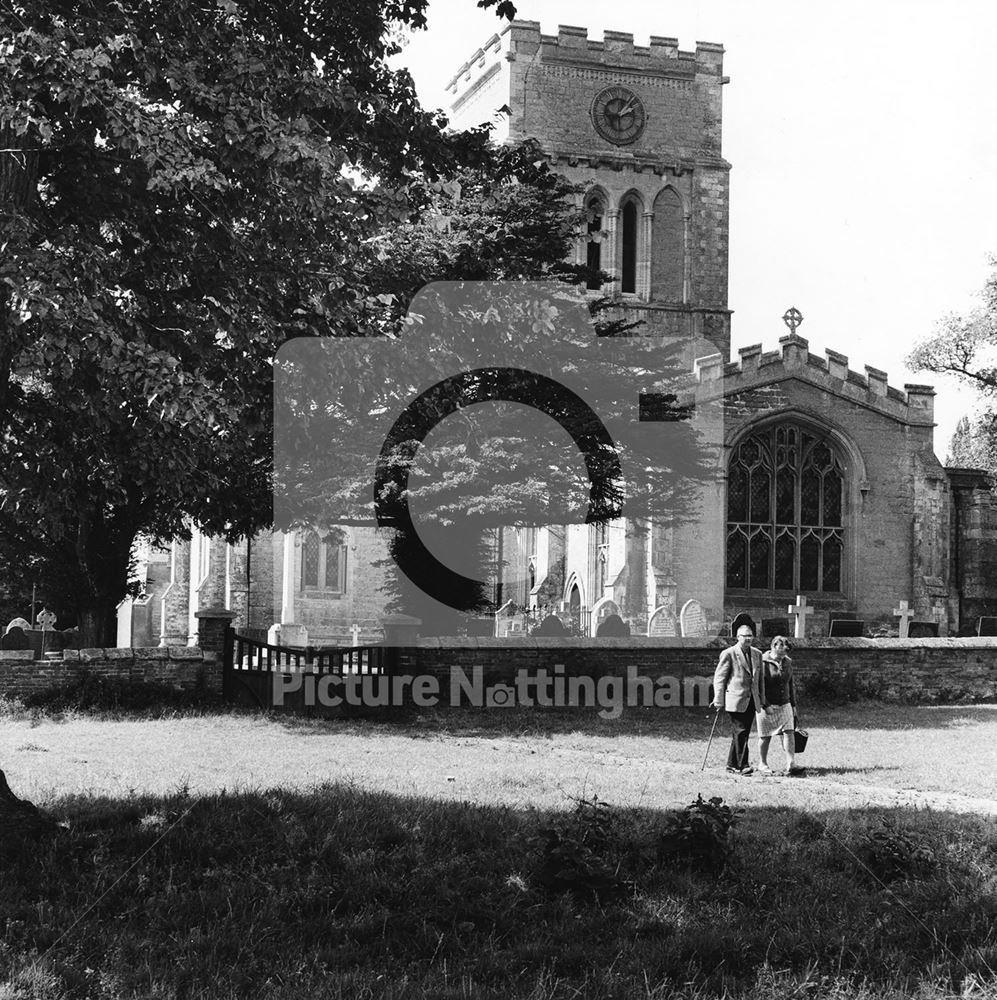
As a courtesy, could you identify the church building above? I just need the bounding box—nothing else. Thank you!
[121,22,997,647]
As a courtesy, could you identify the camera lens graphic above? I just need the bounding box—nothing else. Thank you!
[373,367,623,605]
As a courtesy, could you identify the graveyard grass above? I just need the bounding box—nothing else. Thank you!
[1,703,996,999]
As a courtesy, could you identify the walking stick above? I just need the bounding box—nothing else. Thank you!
[701,708,722,771]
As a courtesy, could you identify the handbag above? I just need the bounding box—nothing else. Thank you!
[793,713,808,754]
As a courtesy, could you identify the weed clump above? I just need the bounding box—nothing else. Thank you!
[860,819,938,884]
[534,796,630,902]
[534,794,741,902]
[654,795,740,874]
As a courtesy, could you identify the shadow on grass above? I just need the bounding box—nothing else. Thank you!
[3,783,996,1000]
[252,700,997,742]
[792,764,903,778]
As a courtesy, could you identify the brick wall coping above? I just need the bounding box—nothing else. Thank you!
[0,646,211,663]
[416,637,997,651]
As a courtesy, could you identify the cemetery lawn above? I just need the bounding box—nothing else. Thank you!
[1,702,995,998]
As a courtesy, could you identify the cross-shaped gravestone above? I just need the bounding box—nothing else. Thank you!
[892,600,914,639]
[786,595,811,639]
[36,608,56,631]
[350,623,361,648]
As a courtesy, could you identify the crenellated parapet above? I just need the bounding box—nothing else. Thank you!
[446,22,725,96]
[694,333,935,427]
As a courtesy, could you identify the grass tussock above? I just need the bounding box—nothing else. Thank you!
[1,785,996,999]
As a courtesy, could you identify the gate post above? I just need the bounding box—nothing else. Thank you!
[380,614,421,677]
[194,607,237,698]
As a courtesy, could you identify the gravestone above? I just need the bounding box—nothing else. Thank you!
[892,600,914,639]
[787,595,812,639]
[761,617,791,639]
[977,617,997,637]
[908,621,939,638]
[535,615,568,637]
[679,599,708,637]
[730,612,756,637]
[828,618,864,637]
[647,606,676,637]
[5,618,30,634]
[0,627,29,650]
[596,613,630,638]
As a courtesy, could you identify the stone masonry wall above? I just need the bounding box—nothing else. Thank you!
[0,647,220,699]
[406,637,997,705]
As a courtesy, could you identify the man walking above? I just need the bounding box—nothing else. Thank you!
[712,625,764,775]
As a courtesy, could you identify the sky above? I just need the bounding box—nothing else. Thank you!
[394,0,997,457]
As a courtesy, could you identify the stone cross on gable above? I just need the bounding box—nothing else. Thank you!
[787,595,811,639]
[892,600,914,639]
[782,307,804,334]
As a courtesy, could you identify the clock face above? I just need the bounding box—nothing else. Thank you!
[591,86,646,146]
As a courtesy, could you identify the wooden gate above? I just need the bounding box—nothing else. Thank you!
[222,629,391,715]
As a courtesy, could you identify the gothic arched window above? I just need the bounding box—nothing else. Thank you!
[300,531,348,593]
[620,200,638,294]
[651,186,684,302]
[585,195,604,290]
[726,425,844,593]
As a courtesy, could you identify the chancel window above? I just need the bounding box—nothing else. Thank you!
[726,425,844,592]
[300,531,347,593]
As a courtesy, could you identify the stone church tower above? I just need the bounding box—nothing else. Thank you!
[447,23,731,357]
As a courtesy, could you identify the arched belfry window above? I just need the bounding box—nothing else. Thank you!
[620,200,638,294]
[651,187,684,302]
[585,194,604,290]
[726,425,844,592]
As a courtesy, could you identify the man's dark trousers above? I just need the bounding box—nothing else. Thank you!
[726,699,756,770]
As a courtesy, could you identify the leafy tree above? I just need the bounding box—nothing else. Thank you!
[946,413,997,476]
[0,0,516,645]
[910,259,997,479]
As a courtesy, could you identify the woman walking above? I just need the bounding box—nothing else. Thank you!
[756,636,803,775]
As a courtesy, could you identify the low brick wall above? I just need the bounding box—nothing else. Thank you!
[408,637,997,705]
[0,647,221,699]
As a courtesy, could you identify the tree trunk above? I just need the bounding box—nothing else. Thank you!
[77,599,121,649]
[0,122,39,427]
[0,769,57,847]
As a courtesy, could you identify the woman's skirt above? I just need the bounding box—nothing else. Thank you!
[757,702,795,738]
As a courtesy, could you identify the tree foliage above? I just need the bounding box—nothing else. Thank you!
[946,413,997,476]
[910,258,997,478]
[0,0,518,643]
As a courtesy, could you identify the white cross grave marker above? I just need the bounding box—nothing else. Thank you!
[36,607,56,657]
[892,600,914,639]
[350,623,361,648]
[787,595,811,639]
